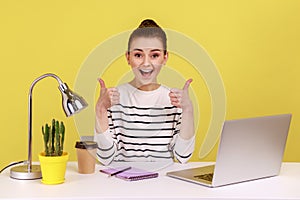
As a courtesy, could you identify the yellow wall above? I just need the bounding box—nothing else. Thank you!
[1,0,300,169]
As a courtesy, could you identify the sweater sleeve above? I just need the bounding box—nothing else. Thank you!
[170,109,195,164]
[173,135,195,163]
[94,128,117,166]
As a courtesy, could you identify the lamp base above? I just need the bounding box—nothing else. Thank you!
[10,165,42,180]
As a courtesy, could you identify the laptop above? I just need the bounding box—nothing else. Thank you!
[167,114,292,187]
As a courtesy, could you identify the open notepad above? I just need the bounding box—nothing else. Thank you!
[100,167,159,181]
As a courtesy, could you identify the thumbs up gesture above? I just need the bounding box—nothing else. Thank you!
[96,78,120,111]
[95,78,120,133]
[169,79,193,110]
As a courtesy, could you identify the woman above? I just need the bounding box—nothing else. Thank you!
[94,19,195,165]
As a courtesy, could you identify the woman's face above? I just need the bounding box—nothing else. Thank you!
[126,37,168,89]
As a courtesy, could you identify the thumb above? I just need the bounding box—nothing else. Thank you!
[98,78,106,89]
[183,79,193,91]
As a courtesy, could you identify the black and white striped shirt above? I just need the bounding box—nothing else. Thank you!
[95,83,195,165]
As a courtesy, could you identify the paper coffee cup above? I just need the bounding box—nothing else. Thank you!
[75,141,98,174]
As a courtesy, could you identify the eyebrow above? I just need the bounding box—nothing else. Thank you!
[131,48,163,52]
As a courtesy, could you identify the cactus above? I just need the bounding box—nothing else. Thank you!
[51,119,55,154]
[41,119,66,156]
[55,120,60,156]
[42,124,50,156]
[60,121,65,156]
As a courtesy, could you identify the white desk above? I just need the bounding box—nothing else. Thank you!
[1,162,300,200]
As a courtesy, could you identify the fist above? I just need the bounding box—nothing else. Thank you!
[169,79,193,110]
[96,78,120,111]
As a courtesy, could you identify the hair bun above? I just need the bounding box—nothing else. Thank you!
[139,19,160,28]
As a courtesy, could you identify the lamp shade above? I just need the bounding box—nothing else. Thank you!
[59,83,88,116]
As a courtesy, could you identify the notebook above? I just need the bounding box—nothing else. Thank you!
[167,114,292,187]
[100,166,159,181]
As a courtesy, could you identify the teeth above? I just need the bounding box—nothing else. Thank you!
[140,69,152,73]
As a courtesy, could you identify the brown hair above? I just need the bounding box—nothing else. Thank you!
[127,19,167,54]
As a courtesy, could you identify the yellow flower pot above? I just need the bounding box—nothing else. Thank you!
[39,152,69,185]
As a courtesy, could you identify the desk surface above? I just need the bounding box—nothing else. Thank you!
[1,162,300,200]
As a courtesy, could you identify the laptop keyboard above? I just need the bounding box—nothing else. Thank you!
[194,173,214,182]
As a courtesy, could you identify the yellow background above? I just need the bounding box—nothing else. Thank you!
[1,0,300,169]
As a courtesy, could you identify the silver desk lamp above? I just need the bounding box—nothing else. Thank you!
[10,73,88,180]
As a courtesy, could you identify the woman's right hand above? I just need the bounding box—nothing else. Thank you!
[96,78,120,111]
[95,78,120,133]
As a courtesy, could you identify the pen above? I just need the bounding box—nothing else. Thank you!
[109,167,132,177]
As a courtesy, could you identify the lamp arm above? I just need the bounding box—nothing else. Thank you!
[27,73,64,171]
[29,73,63,94]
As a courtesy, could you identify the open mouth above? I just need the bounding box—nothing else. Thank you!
[139,69,153,77]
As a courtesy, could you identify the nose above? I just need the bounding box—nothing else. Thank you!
[142,55,151,67]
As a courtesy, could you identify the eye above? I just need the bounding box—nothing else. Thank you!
[134,53,143,58]
[151,53,161,59]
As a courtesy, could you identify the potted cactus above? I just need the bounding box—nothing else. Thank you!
[39,119,69,184]
[42,119,65,156]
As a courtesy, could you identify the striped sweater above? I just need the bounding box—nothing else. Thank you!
[94,83,195,165]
